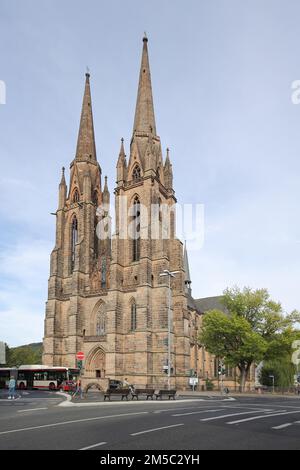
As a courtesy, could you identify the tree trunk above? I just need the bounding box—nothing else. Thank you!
[239,367,247,393]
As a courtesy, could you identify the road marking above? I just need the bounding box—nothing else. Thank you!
[272,423,292,430]
[153,407,199,414]
[80,442,107,450]
[227,410,300,425]
[17,408,48,413]
[0,411,148,436]
[173,409,221,417]
[201,409,273,422]
[131,423,184,436]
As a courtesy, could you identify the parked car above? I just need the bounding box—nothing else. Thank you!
[59,380,76,392]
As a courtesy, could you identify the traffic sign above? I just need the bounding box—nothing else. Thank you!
[76,351,84,360]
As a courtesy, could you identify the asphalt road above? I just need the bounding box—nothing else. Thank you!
[1,390,300,450]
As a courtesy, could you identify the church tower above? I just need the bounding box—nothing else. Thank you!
[110,36,191,388]
[43,73,111,368]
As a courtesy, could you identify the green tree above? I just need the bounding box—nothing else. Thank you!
[260,357,296,389]
[199,287,300,392]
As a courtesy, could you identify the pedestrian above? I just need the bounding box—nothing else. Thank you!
[8,377,16,400]
[123,378,130,388]
[73,379,83,399]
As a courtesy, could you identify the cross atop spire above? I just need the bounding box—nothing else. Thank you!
[75,72,97,162]
[133,35,157,136]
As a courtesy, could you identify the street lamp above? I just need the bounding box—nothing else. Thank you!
[159,269,180,390]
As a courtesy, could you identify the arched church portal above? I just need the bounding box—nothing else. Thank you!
[85,347,106,379]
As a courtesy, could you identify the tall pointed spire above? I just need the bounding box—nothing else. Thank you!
[164,148,173,190]
[183,241,192,295]
[75,73,97,162]
[116,138,127,186]
[133,35,157,136]
[102,176,110,205]
[60,166,66,186]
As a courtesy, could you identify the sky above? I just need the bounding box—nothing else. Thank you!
[0,0,300,346]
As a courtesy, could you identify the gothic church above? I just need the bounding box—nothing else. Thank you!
[43,37,237,390]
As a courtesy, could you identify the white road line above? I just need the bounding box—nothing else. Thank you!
[17,408,48,413]
[201,409,273,422]
[173,409,221,417]
[0,411,148,436]
[131,423,184,436]
[272,423,293,430]
[227,410,300,425]
[153,407,197,414]
[80,442,107,450]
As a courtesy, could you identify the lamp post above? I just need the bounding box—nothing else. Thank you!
[269,375,275,394]
[159,269,179,390]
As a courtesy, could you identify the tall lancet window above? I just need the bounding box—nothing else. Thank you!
[131,301,137,331]
[132,164,141,182]
[71,216,78,271]
[132,196,140,262]
[96,311,106,336]
[73,189,79,203]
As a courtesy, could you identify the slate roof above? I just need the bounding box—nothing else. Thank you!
[192,296,227,315]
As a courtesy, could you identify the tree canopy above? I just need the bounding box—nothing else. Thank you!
[199,287,300,391]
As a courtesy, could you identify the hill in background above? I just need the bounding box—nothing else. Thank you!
[2,342,43,367]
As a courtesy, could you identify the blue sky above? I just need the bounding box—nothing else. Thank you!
[0,0,299,346]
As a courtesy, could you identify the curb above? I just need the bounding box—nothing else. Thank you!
[56,391,72,402]
[58,396,235,407]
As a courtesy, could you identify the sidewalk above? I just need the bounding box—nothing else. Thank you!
[178,390,300,399]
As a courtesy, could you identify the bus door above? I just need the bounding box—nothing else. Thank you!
[26,372,34,389]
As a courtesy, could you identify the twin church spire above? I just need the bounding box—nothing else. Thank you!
[75,72,97,163]
[133,35,157,136]
[61,36,174,201]
[75,34,157,170]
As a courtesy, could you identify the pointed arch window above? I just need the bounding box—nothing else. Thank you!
[73,189,79,203]
[132,196,140,262]
[71,216,78,271]
[96,311,106,336]
[131,301,137,331]
[132,164,141,182]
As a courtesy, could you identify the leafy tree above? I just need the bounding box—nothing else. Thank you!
[199,287,300,392]
[260,357,296,389]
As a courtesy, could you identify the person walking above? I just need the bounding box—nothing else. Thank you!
[72,379,83,399]
[8,377,16,400]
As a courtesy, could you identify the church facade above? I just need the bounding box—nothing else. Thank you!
[42,37,254,391]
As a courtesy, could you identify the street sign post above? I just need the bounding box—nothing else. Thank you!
[76,352,84,374]
[76,351,84,361]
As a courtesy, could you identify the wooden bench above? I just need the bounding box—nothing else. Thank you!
[131,389,155,400]
[155,389,177,400]
[104,388,130,401]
